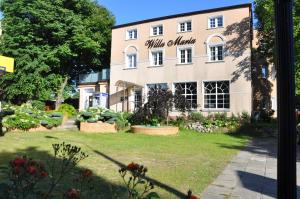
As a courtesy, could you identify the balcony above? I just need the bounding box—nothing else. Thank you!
[79,69,110,84]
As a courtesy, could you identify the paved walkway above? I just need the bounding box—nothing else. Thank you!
[200,138,300,199]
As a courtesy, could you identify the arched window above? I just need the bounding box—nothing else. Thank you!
[124,46,138,69]
[206,34,226,62]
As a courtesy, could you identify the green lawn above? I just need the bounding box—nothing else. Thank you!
[0,129,250,198]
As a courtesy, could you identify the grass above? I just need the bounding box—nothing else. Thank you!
[0,129,250,198]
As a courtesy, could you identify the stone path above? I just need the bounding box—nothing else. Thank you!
[58,118,78,131]
[200,138,300,199]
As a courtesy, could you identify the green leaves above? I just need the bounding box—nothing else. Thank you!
[0,0,115,102]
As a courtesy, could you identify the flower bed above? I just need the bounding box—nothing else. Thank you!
[80,121,117,133]
[2,104,63,132]
[131,125,179,135]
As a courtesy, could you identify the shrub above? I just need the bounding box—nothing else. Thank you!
[0,143,90,199]
[58,104,77,117]
[2,104,63,131]
[76,107,130,130]
[188,112,206,123]
[31,100,45,111]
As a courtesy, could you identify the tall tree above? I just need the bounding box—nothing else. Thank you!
[254,0,300,94]
[0,0,114,107]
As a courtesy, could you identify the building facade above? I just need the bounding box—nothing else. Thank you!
[78,68,110,110]
[109,4,258,115]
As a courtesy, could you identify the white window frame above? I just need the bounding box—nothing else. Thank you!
[208,15,224,29]
[173,82,198,110]
[178,20,192,32]
[151,25,163,36]
[208,44,224,62]
[126,53,137,69]
[202,80,230,111]
[126,29,137,40]
[150,50,164,66]
[177,47,193,64]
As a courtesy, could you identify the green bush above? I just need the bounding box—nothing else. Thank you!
[2,104,63,131]
[189,112,206,123]
[76,107,130,130]
[3,113,40,131]
[58,104,77,117]
[31,100,45,111]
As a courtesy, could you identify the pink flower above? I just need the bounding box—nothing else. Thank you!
[27,166,37,174]
[40,171,48,177]
[64,188,80,199]
[12,157,27,167]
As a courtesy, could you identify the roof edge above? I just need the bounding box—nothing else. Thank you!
[112,3,252,29]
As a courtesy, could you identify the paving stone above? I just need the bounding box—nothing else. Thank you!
[201,138,300,199]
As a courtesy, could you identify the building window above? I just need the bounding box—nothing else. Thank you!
[134,90,142,110]
[127,54,137,68]
[126,29,137,40]
[179,48,192,64]
[147,83,168,91]
[261,65,269,78]
[151,51,163,66]
[209,16,223,28]
[174,82,197,109]
[152,25,163,36]
[204,81,230,109]
[178,21,192,32]
[209,45,224,61]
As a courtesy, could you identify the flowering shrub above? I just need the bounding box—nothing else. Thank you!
[119,162,159,199]
[2,103,63,131]
[0,142,91,199]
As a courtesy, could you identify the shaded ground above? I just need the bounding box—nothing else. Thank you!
[201,137,300,199]
[0,129,249,198]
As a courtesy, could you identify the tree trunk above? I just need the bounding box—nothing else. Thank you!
[55,76,68,110]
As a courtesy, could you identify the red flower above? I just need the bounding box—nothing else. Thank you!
[13,166,21,174]
[27,166,37,174]
[12,157,27,167]
[82,169,92,177]
[188,195,198,199]
[40,171,48,177]
[65,188,80,199]
[127,162,139,171]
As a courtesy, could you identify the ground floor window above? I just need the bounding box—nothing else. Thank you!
[147,83,168,91]
[134,90,142,110]
[174,82,197,109]
[204,81,230,109]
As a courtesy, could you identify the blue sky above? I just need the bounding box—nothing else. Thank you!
[98,0,253,25]
[1,1,253,23]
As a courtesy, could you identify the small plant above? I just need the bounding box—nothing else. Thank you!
[0,143,90,199]
[58,104,77,118]
[119,162,159,199]
[31,100,46,111]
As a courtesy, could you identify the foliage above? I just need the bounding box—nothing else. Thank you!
[0,0,115,104]
[184,112,251,133]
[119,162,159,199]
[58,104,77,118]
[76,107,130,130]
[0,142,91,199]
[130,88,192,125]
[254,0,300,95]
[31,100,46,111]
[2,104,62,131]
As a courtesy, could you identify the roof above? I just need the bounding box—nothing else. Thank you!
[112,3,252,29]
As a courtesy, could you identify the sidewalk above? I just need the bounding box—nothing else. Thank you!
[200,138,300,199]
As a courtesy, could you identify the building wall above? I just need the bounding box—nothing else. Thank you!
[110,5,253,115]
